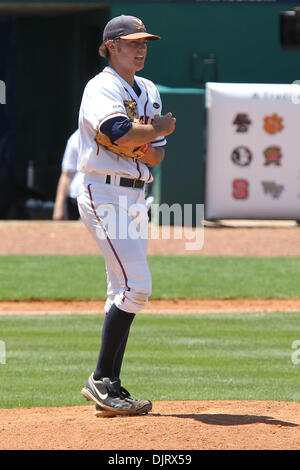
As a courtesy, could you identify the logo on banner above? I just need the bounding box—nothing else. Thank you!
[263,113,284,135]
[262,181,284,199]
[232,179,249,199]
[263,146,282,166]
[231,146,252,166]
[232,113,252,132]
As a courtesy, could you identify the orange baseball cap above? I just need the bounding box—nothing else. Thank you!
[103,15,161,42]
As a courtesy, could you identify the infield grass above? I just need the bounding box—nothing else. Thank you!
[0,255,300,300]
[0,312,300,408]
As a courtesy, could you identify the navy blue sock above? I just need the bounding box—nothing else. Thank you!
[93,304,135,380]
[113,328,130,379]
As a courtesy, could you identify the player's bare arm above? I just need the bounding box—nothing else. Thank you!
[115,113,176,147]
[138,146,165,167]
[52,171,75,220]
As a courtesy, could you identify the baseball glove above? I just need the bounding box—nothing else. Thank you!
[94,99,150,160]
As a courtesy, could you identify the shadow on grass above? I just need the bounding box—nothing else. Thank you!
[152,413,298,427]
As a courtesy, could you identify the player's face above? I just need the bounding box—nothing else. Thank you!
[116,39,148,72]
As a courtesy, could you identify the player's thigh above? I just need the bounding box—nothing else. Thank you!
[78,188,150,292]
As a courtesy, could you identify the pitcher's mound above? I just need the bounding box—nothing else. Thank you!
[1,400,299,450]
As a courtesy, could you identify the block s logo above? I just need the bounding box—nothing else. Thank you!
[232,179,249,200]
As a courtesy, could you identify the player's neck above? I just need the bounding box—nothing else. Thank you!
[109,63,135,87]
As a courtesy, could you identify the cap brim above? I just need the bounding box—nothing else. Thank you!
[120,32,161,40]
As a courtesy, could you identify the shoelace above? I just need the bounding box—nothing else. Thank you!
[119,386,131,399]
[105,379,124,398]
[106,378,132,400]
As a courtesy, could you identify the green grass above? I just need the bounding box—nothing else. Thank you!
[0,312,300,408]
[0,255,300,300]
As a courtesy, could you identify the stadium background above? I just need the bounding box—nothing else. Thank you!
[1,0,300,219]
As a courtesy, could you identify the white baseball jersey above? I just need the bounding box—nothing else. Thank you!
[77,66,166,183]
[61,129,84,199]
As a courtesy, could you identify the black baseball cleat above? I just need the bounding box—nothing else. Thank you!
[82,374,152,416]
[82,375,133,414]
[94,403,119,418]
[94,398,152,418]
[94,393,152,417]
[119,385,152,415]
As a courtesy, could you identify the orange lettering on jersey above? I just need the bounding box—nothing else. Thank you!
[139,115,153,124]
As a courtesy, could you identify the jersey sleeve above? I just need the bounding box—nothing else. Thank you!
[100,116,132,143]
[81,76,128,133]
[151,87,167,147]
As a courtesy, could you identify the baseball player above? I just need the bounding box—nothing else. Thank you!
[53,129,83,220]
[78,15,176,417]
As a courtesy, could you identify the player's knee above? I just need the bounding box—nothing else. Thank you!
[128,277,152,309]
[137,275,152,299]
[115,291,149,313]
[115,278,151,313]
[130,291,150,309]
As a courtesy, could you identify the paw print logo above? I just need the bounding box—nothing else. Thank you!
[263,113,284,135]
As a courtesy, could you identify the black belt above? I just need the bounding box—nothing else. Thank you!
[105,175,145,189]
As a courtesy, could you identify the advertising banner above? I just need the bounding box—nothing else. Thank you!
[205,82,300,220]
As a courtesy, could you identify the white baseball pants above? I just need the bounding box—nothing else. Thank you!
[77,179,151,314]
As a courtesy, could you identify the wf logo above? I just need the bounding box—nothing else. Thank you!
[262,181,284,199]
[0,80,6,104]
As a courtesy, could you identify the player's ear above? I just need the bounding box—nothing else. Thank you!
[106,40,116,53]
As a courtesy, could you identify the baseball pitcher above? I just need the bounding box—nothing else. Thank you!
[78,15,176,417]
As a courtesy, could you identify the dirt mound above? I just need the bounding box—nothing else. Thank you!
[0,400,299,450]
[1,221,300,450]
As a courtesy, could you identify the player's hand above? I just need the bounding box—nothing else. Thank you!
[153,113,176,137]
